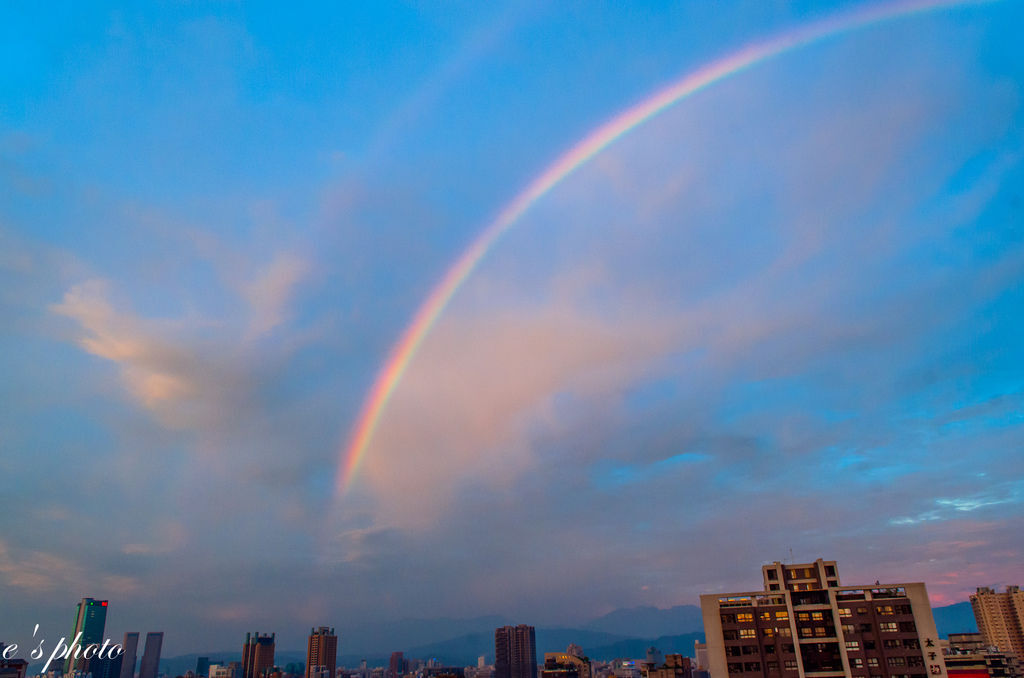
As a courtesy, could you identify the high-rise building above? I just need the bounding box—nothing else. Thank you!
[700,558,948,678]
[197,658,211,678]
[65,599,109,674]
[121,633,140,678]
[243,633,276,678]
[389,652,405,678]
[495,626,537,678]
[971,587,1024,660]
[306,628,337,678]
[138,633,164,678]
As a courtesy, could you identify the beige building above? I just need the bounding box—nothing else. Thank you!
[971,587,1024,661]
[701,558,946,678]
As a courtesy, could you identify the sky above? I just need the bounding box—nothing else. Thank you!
[2,0,1023,657]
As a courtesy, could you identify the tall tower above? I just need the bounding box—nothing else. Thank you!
[305,628,337,678]
[65,599,108,674]
[242,633,276,678]
[137,633,163,678]
[495,626,537,678]
[971,586,1024,659]
[388,652,404,678]
[119,633,140,678]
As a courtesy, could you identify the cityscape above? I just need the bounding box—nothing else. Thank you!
[2,5,1022,678]
[3,560,1023,678]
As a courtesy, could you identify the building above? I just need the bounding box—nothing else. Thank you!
[65,599,109,674]
[388,653,404,678]
[647,656,693,678]
[243,633,276,678]
[543,652,591,678]
[700,558,947,678]
[211,663,242,678]
[121,633,140,678]
[197,658,211,677]
[496,626,538,678]
[0,657,28,678]
[305,628,337,678]
[971,587,1024,661]
[138,633,163,678]
[943,632,1020,678]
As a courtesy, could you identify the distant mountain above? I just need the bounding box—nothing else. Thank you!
[583,606,704,638]
[932,601,977,638]
[586,632,706,662]
[405,629,630,666]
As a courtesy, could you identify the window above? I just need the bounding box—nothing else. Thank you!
[825,565,837,577]
[902,639,920,650]
[740,629,756,639]
[907,657,924,667]
[742,646,757,655]
[737,613,754,623]
[777,628,792,638]
[811,611,825,621]
[899,621,918,633]
[722,614,737,623]
[766,662,779,672]
[857,607,869,615]
[744,663,761,672]
[782,644,795,654]
[860,623,873,633]
[884,640,901,649]
[765,645,776,655]
[864,641,876,651]
[799,627,813,638]
[814,627,827,637]
[842,624,855,634]
[895,605,912,615]
[888,657,907,667]
[880,622,898,632]
[728,663,743,675]
[798,613,811,622]
[726,647,741,657]
[761,611,772,621]
[769,584,780,591]
[839,608,852,617]
[877,605,894,616]
[851,659,864,669]
[784,661,798,671]
[767,570,779,580]
[775,611,789,621]
[846,641,860,651]
[724,630,738,640]
[763,628,775,638]
[868,658,879,668]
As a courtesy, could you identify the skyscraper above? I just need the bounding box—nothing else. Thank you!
[389,652,405,678]
[196,658,211,678]
[971,586,1024,660]
[495,626,537,678]
[306,628,337,678]
[120,633,140,678]
[138,633,163,678]
[242,633,276,678]
[701,558,948,678]
[65,599,108,674]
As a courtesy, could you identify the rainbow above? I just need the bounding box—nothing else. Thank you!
[336,0,997,494]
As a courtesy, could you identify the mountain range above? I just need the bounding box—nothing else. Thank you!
[153,601,976,675]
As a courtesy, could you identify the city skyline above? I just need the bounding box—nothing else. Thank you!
[2,0,1023,657]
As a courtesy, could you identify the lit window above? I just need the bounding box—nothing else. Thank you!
[811,612,825,621]
[737,613,754,623]
[868,659,879,668]
[777,628,791,638]
[798,613,811,622]
[776,611,789,621]
[887,657,906,667]
[761,611,772,621]
[842,625,855,634]
[845,641,860,651]
[784,661,798,671]
[880,622,898,632]
[763,629,775,638]
[878,606,894,616]
[740,629,756,639]
[838,608,852,617]
[851,659,864,669]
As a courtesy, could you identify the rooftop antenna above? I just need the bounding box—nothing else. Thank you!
[789,547,794,564]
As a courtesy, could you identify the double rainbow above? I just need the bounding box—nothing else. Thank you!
[336,0,997,494]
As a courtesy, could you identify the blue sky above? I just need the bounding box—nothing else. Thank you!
[1,0,1023,655]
